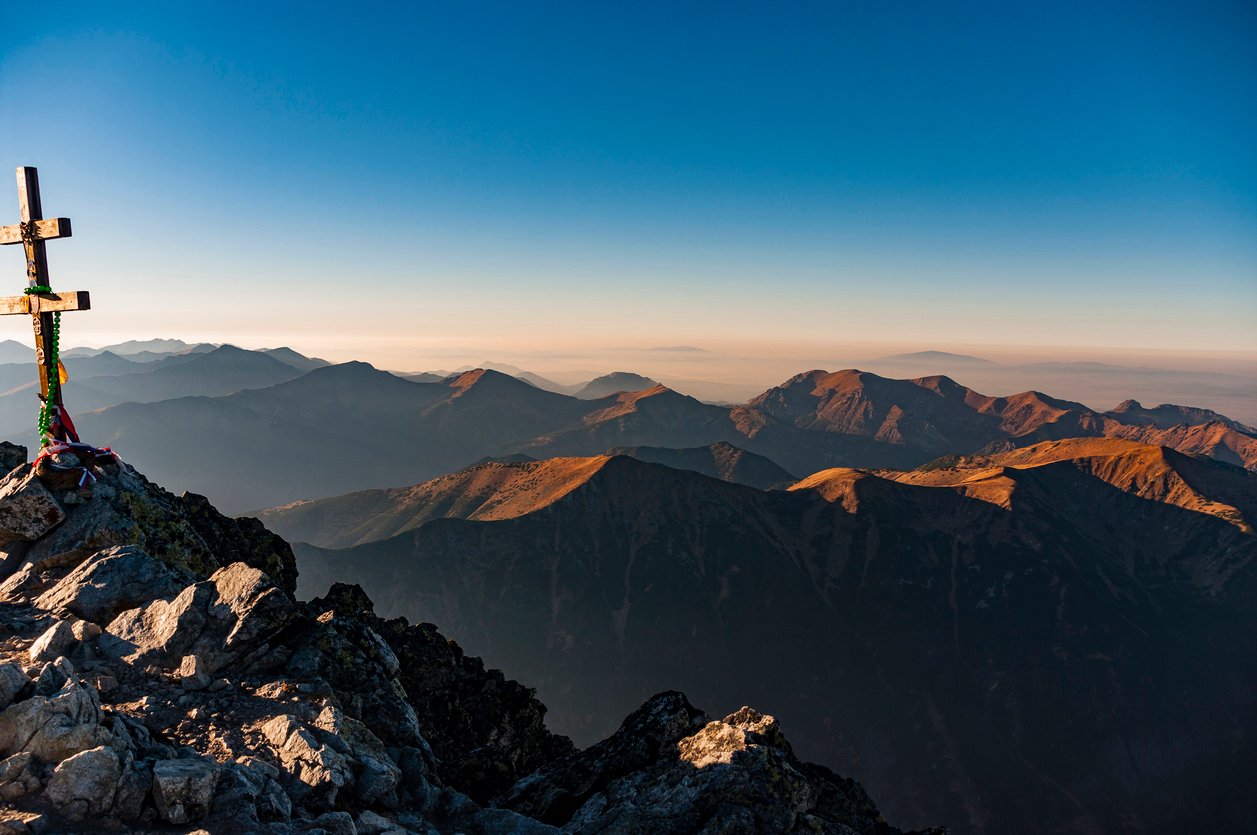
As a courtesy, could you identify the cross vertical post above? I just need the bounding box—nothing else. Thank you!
[0,166,91,444]
[18,168,60,413]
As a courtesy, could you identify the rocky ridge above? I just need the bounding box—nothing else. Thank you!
[0,448,931,834]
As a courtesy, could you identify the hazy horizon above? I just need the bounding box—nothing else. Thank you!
[5,332,1251,423]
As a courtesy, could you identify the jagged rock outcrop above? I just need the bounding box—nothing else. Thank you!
[315,582,575,804]
[498,693,934,834]
[0,459,296,591]
[0,456,929,833]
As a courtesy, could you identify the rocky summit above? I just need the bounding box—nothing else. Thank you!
[0,449,937,834]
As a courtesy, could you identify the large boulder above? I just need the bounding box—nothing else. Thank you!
[43,744,121,819]
[0,467,64,548]
[313,704,402,807]
[102,562,298,673]
[34,545,192,624]
[103,581,215,669]
[285,609,422,749]
[258,714,352,806]
[152,757,220,824]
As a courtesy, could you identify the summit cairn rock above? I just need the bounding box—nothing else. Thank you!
[0,456,928,833]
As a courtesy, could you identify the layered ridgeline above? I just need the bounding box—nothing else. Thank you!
[282,439,1257,834]
[0,454,932,834]
[0,343,329,451]
[60,362,1257,514]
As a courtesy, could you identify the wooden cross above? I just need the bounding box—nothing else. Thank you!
[0,166,90,434]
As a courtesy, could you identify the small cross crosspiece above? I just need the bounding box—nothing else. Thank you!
[0,166,91,440]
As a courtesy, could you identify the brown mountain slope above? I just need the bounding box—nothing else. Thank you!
[1106,399,1257,433]
[749,368,1257,470]
[1105,420,1257,470]
[881,437,1256,533]
[259,455,614,549]
[606,441,796,488]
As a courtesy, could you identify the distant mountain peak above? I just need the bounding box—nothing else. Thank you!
[444,367,532,393]
[574,371,661,400]
[875,350,998,365]
[1106,399,1257,434]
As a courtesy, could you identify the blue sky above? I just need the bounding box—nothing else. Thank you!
[1,1,1254,368]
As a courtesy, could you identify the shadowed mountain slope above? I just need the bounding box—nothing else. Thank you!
[294,442,1257,834]
[0,345,310,443]
[260,444,796,548]
[75,366,593,513]
[606,440,797,487]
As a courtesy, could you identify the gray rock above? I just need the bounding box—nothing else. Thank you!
[43,744,121,819]
[259,714,351,807]
[470,808,561,834]
[311,811,357,835]
[313,705,401,807]
[497,690,707,826]
[0,663,28,711]
[0,659,111,764]
[180,654,212,690]
[104,582,214,668]
[256,773,293,821]
[0,565,45,604]
[0,442,26,473]
[0,751,40,802]
[27,619,79,663]
[34,545,191,624]
[354,810,399,835]
[102,563,297,675]
[32,659,70,696]
[152,757,220,824]
[111,753,153,821]
[202,563,298,667]
[0,467,64,547]
[71,619,101,642]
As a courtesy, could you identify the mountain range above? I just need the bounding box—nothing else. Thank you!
[31,357,1250,514]
[284,437,1257,834]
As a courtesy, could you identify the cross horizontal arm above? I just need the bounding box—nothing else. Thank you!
[0,218,71,246]
[0,291,91,315]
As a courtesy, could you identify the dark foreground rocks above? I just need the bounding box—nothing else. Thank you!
[0,455,937,833]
